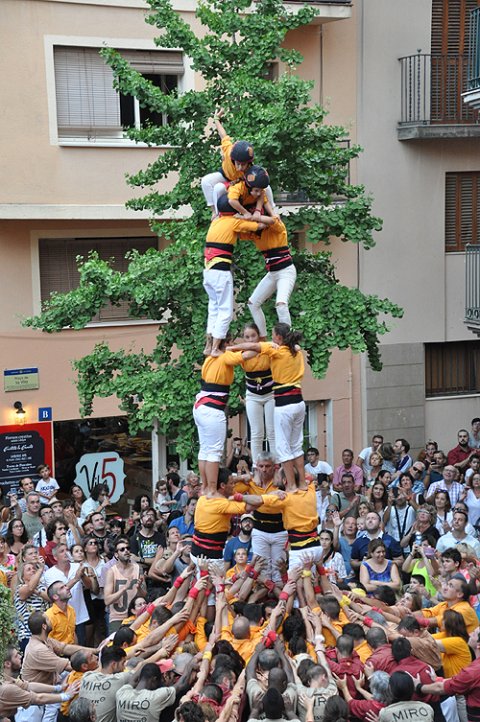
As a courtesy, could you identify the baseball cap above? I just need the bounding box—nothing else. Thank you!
[157,659,174,673]
[241,513,254,521]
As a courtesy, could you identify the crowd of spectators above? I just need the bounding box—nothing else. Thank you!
[3,423,480,722]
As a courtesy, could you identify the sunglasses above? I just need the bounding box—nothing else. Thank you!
[117,546,130,552]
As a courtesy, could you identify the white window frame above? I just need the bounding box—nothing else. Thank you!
[44,35,194,147]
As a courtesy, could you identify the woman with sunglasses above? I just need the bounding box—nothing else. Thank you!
[13,554,48,652]
[82,535,107,646]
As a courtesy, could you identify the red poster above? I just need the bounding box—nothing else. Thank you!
[0,422,54,496]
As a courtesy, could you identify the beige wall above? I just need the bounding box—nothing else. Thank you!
[0,0,366,467]
[355,0,480,448]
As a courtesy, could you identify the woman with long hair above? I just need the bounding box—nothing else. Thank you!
[0,534,16,585]
[13,556,48,652]
[366,481,390,521]
[82,535,106,646]
[70,484,86,516]
[228,322,305,489]
[433,609,473,678]
[380,443,396,475]
[464,472,480,527]
[319,529,347,584]
[240,323,275,464]
[6,518,28,557]
[360,539,401,595]
[433,490,452,535]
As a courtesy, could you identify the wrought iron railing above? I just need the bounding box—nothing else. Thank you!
[399,53,479,124]
[465,244,480,324]
[468,7,480,91]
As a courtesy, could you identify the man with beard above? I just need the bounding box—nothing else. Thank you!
[130,507,166,577]
[104,537,145,633]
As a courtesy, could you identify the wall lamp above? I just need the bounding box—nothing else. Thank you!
[13,401,26,425]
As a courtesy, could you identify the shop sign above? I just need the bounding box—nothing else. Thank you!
[0,422,53,497]
[74,452,126,503]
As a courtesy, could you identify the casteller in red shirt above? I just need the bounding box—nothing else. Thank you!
[392,656,438,704]
[367,644,396,674]
[325,647,364,699]
[444,656,480,720]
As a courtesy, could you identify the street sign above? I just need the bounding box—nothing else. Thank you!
[4,368,39,392]
[38,407,52,422]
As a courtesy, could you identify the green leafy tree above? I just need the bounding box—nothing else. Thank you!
[24,0,402,459]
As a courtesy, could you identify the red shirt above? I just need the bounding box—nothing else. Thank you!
[349,699,384,721]
[325,649,364,698]
[447,444,472,466]
[392,657,438,703]
[368,644,396,674]
[444,656,480,709]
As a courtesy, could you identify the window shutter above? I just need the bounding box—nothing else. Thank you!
[121,50,184,75]
[54,47,121,134]
[445,172,480,251]
[425,341,480,396]
[39,237,156,323]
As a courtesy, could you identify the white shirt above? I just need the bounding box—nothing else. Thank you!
[436,531,480,557]
[465,489,480,526]
[304,461,333,477]
[358,446,374,473]
[44,562,89,624]
[35,477,59,504]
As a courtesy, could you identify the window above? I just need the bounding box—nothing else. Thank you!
[425,341,480,396]
[39,236,157,323]
[445,172,480,251]
[54,46,183,141]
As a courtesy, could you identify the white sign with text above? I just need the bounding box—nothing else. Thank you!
[74,452,126,503]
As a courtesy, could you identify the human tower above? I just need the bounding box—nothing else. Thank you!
[191,111,321,572]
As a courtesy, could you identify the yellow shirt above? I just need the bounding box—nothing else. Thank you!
[355,639,373,663]
[46,602,76,645]
[261,485,318,533]
[205,216,259,270]
[421,600,479,633]
[220,625,263,663]
[253,219,288,252]
[235,477,283,523]
[259,342,304,387]
[228,180,267,208]
[221,135,253,181]
[201,351,244,386]
[194,497,246,535]
[60,670,83,715]
[433,633,473,677]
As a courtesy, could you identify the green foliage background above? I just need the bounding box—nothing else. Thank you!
[24,0,402,459]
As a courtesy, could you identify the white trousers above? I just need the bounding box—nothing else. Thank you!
[288,544,323,570]
[246,391,276,464]
[275,400,305,463]
[193,404,226,462]
[203,268,233,339]
[201,171,276,213]
[251,528,288,583]
[248,264,297,337]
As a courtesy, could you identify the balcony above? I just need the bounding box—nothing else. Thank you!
[465,245,480,336]
[463,8,480,110]
[282,0,351,23]
[398,53,480,140]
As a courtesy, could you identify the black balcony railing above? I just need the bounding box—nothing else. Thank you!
[399,53,480,124]
[468,8,480,91]
[465,245,480,326]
